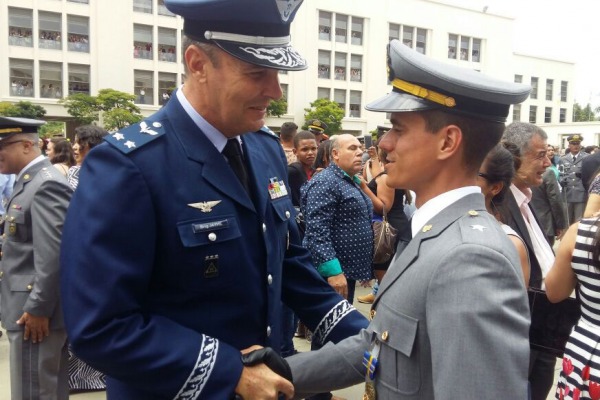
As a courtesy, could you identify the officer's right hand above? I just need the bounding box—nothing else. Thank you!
[235,346,294,400]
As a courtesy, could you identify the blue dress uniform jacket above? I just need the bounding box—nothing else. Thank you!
[60,93,368,399]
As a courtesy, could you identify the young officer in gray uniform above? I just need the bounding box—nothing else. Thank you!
[0,116,72,400]
[288,40,533,399]
[560,134,588,223]
[60,1,368,399]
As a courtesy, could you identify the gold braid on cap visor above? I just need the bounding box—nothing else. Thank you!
[392,79,456,108]
[0,127,23,134]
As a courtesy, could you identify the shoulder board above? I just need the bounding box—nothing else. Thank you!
[105,119,166,154]
[256,125,280,141]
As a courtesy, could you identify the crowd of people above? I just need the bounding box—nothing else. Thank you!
[3,0,600,399]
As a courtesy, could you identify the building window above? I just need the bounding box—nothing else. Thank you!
[67,15,89,52]
[416,28,426,54]
[472,38,481,62]
[158,28,176,62]
[448,34,457,59]
[334,52,346,81]
[40,61,62,99]
[10,59,34,97]
[350,54,362,82]
[530,77,538,99]
[460,36,470,60]
[349,91,361,118]
[351,17,363,46]
[8,8,33,47]
[134,70,154,105]
[544,107,552,123]
[546,79,553,101]
[334,89,346,115]
[68,63,90,95]
[158,0,176,16]
[512,104,521,122]
[561,81,568,102]
[317,87,330,99]
[514,74,523,83]
[158,72,175,105]
[335,14,348,43]
[134,24,153,60]
[133,0,153,14]
[529,105,537,124]
[319,11,331,41]
[402,25,414,48]
[318,50,331,79]
[280,83,288,109]
[560,108,567,123]
[39,11,62,50]
[389,23,400,42]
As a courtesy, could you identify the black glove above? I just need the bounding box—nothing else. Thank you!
[241,347,293,383]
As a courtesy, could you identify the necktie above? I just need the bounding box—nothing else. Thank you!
[223,139,250,194]
[572,154,577,163]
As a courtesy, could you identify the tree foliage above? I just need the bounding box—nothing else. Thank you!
[60,89,143,130]
[39,122,66,138]
[267,97,288,117]
[0,101,46,119]
[573,102,598,122]
[302,99,344,135]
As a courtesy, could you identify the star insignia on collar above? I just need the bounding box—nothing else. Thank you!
[422,225,433,233]
[112,132,125,141]
[188,200,222,213]
[470,224,487,232]
[124,140,136,149]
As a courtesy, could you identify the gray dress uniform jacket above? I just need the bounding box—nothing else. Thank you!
[288,193,531,399]
[0,158,72,331]
[560,152,589,203]
[530,169,568,240]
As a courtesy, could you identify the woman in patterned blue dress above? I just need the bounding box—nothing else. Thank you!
[547,217,600,399]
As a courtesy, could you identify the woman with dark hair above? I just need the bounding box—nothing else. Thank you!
[67,125,108,189]
[546,216,600,399]
[312,138,333,173]
[47,138,75,177]
[478,142,530,286]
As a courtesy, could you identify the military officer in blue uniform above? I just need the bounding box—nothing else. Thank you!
[59,1,368,399]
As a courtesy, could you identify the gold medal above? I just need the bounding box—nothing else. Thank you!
[363,381,376,400]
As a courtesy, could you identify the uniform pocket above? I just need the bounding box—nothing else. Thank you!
[177,215,241,247]
[371,301,421,395]
[7,274,35,292]
[5,210,28,242]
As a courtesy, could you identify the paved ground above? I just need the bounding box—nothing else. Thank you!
[0,284,560,399]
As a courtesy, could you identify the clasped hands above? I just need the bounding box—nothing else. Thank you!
[235,346,294,400]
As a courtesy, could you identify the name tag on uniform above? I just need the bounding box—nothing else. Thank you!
[192,220,228,233]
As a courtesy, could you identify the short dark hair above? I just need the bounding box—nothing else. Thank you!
[50,138,76,167]
[280,122,298,141]
[421,110,505,171]
[74,125,108,150]
[483,142,519,203]
[293,130,316,148]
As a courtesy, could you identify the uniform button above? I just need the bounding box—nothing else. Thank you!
[370,310,376,320]
[381,331,389,342]
[27,284,33,291]
[208,233,217,241]
[285,211,290,219]
[266,326,272,337]
[262,223,267,233]
[267,274,273,285]
[0,271,3,278]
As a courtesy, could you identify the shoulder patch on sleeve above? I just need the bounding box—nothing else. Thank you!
[104,119,165,154]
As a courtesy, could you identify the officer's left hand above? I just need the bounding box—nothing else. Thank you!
[16,312,50,343]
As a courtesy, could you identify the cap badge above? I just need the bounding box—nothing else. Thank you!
[188,200,222,213]
[275,0,302,22]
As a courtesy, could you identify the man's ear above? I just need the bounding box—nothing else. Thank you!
[437,125,462,161]
[292,148,298,155]
[184,45,212,83]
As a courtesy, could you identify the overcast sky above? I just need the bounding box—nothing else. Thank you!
[448,0,600,107]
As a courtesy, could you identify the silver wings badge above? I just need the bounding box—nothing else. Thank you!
[188,200,222,213]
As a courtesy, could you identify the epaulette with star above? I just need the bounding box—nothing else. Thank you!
[105,119,165,154]
[256,125,280,141]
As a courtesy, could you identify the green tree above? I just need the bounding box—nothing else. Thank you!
[60,93,99,125]
[0,101,46,119]
[103,108,143,131]
[96,89,142,130]
[39,121,66,138]
[573,102,597,122]
[302,98,344,135]
[267,97,288,117]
